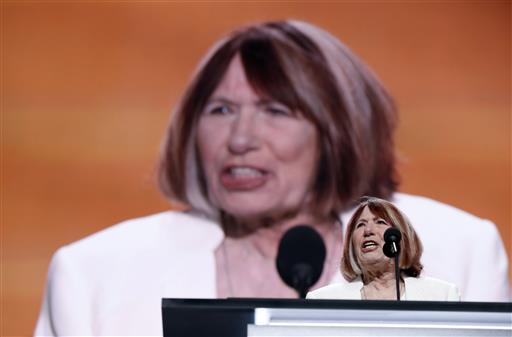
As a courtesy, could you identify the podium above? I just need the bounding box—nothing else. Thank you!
[162,298,511,337]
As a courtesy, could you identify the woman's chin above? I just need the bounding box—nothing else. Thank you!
[218,196,309,228]
[359,253,389,267]
[218,197,274,218]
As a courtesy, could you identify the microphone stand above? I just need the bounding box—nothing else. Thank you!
[394,254,400,300]
[393,243,400,301]
[384,228,402,301]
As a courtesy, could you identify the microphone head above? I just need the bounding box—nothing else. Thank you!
[383,242,400,258]
[383,228,402,258]
[276,225,326,298]
[384,227,402,243]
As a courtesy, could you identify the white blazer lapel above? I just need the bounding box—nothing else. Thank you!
[161,212,224,298]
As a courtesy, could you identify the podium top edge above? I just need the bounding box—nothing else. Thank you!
[162,298,512,313]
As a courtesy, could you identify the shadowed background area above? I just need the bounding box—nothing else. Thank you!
[2,2,510,335]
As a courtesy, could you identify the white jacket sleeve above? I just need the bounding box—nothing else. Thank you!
[463,220,510,301]
[34,247,94,336]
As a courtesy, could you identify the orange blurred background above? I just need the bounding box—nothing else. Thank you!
[2,2,510,335]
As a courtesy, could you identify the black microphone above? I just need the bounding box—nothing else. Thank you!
[276,225,326,299]
[383,227,402,258]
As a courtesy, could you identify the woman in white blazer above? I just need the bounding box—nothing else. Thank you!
[35,20,508,336]
[307,276,460,301]
[307,197,460,301]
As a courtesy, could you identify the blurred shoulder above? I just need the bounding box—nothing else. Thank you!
[391,193,496,231]
[393,193,480,219]
[57,210,223,261]
[41,211,224,333]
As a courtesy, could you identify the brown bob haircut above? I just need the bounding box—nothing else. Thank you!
[341,196,424,282]
[159,20,399,220]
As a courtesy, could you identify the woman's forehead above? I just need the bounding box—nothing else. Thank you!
[357,204,390,220]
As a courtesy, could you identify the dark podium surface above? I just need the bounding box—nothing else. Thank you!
[162,298,511,337]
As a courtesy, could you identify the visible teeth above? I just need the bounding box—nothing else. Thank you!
[229,167,263,177]
[363,242,377,248]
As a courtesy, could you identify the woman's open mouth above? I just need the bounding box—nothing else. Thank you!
[220,166,269,190]
[361,240,379,253]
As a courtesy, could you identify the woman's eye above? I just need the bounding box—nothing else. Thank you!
[206,105,231,115]
[265,104,292,116]
[356,222,364,228]
[377,219,388,225]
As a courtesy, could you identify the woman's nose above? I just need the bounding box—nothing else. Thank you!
[227,112,260,154]
[363,224,375,236]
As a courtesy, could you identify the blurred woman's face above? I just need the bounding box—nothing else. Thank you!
[197,55,319,223]
[351,206,392,269]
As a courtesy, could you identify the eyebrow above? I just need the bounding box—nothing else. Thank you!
[357,217,386,223]
[205,97,236,106]
[206,96,286,108]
